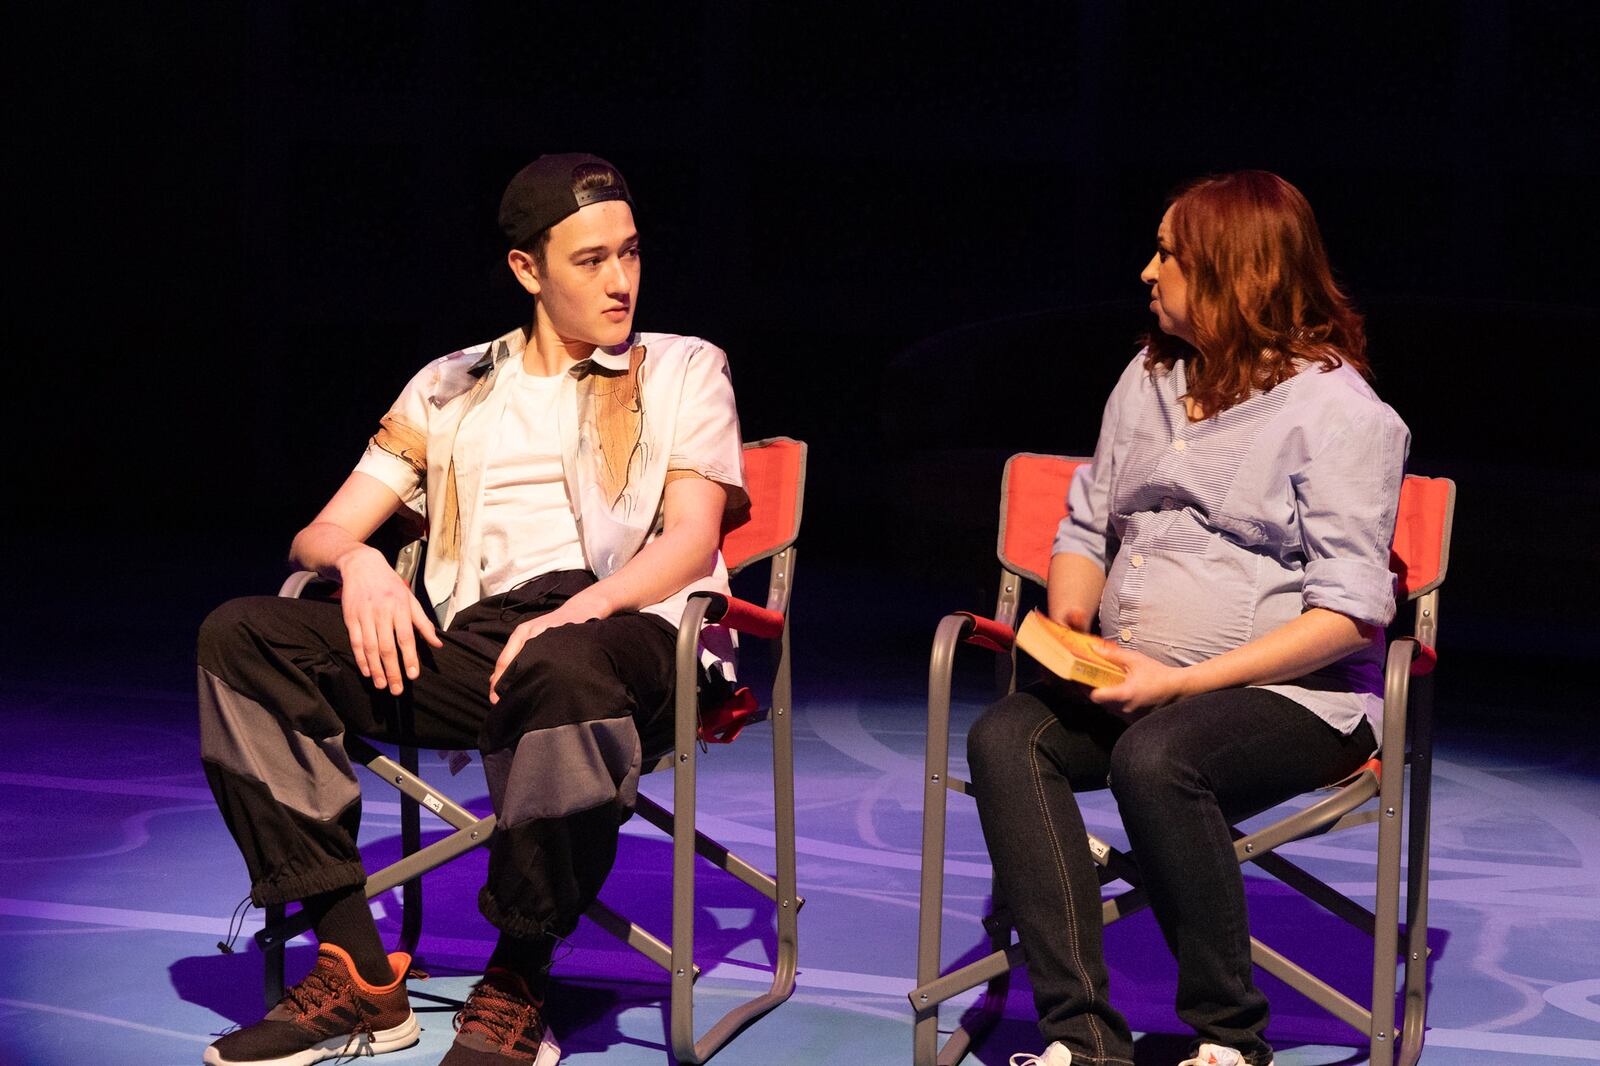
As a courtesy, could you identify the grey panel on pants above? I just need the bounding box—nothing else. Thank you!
[197,665,361,823]
[485,717,643,826]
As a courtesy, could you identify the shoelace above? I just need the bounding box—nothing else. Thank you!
[1009,1054,1050,1066]
[282,964,378,1043]
[454,980,544,1051]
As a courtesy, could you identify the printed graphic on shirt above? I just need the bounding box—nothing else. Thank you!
[372,413,426,476]
[586,344,647,509]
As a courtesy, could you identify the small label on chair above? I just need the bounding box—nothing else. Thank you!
[423,793,444,814]
[1085,834,1111,864]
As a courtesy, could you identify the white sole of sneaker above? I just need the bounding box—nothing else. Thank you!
[203,1010,421,1066]
[534,1023,562,1066]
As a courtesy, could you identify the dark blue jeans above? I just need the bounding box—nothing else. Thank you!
[966,682,1375,1066]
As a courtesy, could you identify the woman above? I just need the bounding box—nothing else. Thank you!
[971,171,1408,1066]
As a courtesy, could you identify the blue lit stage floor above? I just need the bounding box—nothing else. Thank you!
[2,654,1597,1064]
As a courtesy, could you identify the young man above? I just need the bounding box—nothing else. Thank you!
[198,154,746,1066]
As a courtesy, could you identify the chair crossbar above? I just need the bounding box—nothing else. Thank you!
[1231,773,1379,861]
[632,792,797,907]
[255,816,496,950]
[1084,833,1141,885]
[254,741,493,953]
[1250,851,1379,935]
[586,897,700,979]
[1099,886,1149,925]
[1250,936,1385,1037]
[913,942,1027,1012]
[364,818,498,899]
[344,736,481,830]
[1329,808,1382,832]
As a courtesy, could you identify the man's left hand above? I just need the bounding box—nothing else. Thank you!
[488,601,603,704]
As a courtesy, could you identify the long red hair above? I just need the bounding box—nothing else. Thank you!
[1144,171,1369,416]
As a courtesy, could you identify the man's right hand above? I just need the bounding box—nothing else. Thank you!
[335,544,444,695]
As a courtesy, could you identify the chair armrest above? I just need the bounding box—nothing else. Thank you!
[279,571,321,599]
[954,611,1015,655]
[691,592,786,639]
[1409,640,1437,677]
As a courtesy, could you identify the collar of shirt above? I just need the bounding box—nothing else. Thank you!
[468,327,636,379]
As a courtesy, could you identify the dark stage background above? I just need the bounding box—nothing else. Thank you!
[8,4,1597,700]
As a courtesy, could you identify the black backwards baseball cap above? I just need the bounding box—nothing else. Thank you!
[498,153,633,249]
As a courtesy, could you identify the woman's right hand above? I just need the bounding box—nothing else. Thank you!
[335,544,443,694]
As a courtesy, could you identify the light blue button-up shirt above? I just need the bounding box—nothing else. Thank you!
[1055,351,1410,738]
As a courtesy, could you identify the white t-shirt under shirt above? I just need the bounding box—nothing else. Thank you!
[477,359,587,595]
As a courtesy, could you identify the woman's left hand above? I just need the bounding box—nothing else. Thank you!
[1087,644,1192,716]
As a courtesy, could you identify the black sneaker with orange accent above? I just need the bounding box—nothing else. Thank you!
[203,944,420,1066]
[440,967,561,1065]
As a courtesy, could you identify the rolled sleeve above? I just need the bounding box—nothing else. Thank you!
[1295,402,1411,626]
[354,444,420,503]
[1052,355,1138,569]
[667,342,748,514]
[352,367,436,515]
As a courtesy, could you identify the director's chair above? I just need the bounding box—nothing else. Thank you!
[257,436,807,1064]
[911,452,1453,1066]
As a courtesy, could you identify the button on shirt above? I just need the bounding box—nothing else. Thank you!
[1054,352,1410,737]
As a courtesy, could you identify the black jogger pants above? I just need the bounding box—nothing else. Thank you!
[197,569,678,939]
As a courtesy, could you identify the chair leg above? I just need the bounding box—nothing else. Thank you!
[1370,752,1408,1054]
[768,622,801,1000]
[664,598,801,1063]
[670,596,711,1064]
[398,741,423,958]
[1370,640,1421,1064]
[915,614,963,1066]
[669,739,700,1061]
[931,906,1014,1066]
[915,613,1019,1066]
[1398,675,1436,1066]
[1369,791,1402,1065]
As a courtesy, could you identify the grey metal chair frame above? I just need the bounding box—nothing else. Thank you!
[256,437,807,1064]
[911,453,1454,1066]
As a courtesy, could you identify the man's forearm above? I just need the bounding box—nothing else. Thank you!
[561,476,726,620]
[289,522,381,581]
[566,525,718,619]
[289,472,407,580]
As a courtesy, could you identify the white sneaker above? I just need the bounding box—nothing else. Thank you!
[1010,1042,1073,1066]
[1178,1043,1273,1066]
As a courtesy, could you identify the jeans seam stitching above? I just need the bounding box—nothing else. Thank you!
[1166,709,1325,1050]
[1029,714,1107,1064]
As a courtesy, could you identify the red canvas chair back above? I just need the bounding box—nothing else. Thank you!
[1390,475,1454,599]
[722,436,806,574]
[697,436,806,746]
[996,453,1089,586]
